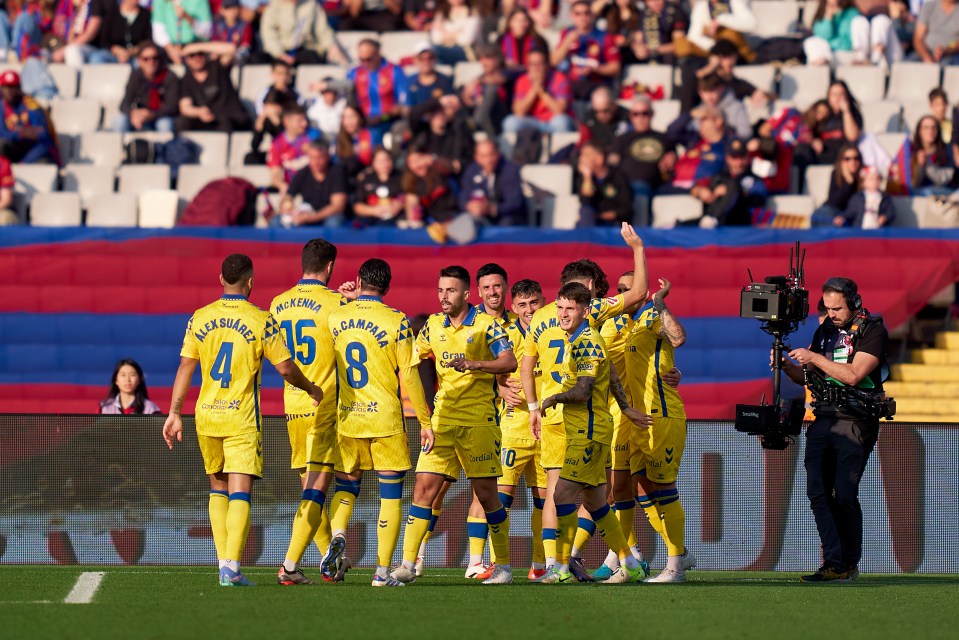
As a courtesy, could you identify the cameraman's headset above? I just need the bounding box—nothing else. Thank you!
[821,277,889,382]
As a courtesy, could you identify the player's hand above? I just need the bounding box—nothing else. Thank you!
[653,277,671,302]
[307,383,324,405]
[541,395,558,412]
[162,414,183,450]
[498,382,523,408]
[338,280,359,300]
[420,427,435,454]
[624,407,653,428]
[621,221,644,250]
[662,367,681,388]
[529,409,542,440]
[449,357,476,372]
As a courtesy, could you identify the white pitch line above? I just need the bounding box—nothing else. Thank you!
[64,571,105,604]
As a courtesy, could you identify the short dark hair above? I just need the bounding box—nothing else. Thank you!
[358,258,392,294]
[557,282,591,306]
[439,265,470,288]
[511,279,542,299]
[282,103,307,118]
[272,59,292,72]
[621,270,634,278]
[560,259,609,298]
[698,72,726,93]
[930,87,948,103]
[222,253,253,285]
[358,38,381,51]
[301,238,336,274]
[476,263,508,284]
[571,0,592,11]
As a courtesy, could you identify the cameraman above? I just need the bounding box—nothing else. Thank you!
[780,277,888,583]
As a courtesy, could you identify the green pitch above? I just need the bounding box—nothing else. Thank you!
[2,566,956,640]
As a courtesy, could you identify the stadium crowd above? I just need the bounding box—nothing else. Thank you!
[1,0,959,233]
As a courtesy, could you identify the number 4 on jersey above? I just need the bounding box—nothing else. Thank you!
[211,342,234,388]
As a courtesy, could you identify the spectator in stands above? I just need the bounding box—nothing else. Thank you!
[796,81,863,167]
[929,87,952,143]
[11,0,57,62]
[268,103,320,191]
[249,89,289,163]
[430,0,482,65]
[498,7,549,73]
[336,104,376,192]
[0,154,16,225]
[275,140,347,227]
[502,49,575,134]
[211,0,253,64]
[402,143,459,225]
[579,85,629,149]
[596,0,641,43]
[99,358,161,415]
[575,141,632,227]
[256,61,299,119]
[404,0,438,31]
[97,0,152,64]
[620,0,687,67]
[804,0,903,67]
[177,43,251,133]
[259,0,345,66]
[341,0,403,31]
[679,0,756,61]
[348,38,408,139]
[306,78,346,139]
[668,106,728,192]
[609,95,676,225]
[354,146,405,225]
[551,0,621,103]
[843,165,894,227]
[507,0,558,31]
[407,42,454,107]
[911,114,956,195]
[151,0,212,65]
[462,44,510,137]
[811,142,862,225]
[695,40,769,109]
[410,95,474,177]
[47,0,107,67]
[668,73,751,145]
[890,0,916,57]
[115,41,179,133]
[689,138,767,228]
[913,0,959,64]
[458,139,526,226]
[0,70,57,163]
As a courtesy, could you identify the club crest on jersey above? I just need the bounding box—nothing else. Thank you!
[466,332,475,344]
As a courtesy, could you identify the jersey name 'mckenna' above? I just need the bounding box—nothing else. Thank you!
[273,297,325,314]
[331,317,390,348]
[194,318,258,344]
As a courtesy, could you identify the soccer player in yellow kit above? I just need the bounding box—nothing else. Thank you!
[162,254,322,587]
[521,222,648,581]
[391,266,517,585]
[271,239,347,585]
[625,278,694,583]
[324,258,434,587]
[538,283,651,584]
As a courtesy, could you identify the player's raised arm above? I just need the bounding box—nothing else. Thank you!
[619,222,649,309]
[162,356,198,449]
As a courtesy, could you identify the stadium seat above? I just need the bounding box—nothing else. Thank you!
[767,194,815,226]
[803,165,833,208]
[749,1,801,38]
[651,99,681,133]
[498,132,517,161]
[521,164,573,197]
[238,64,271,116]
[380,32,430,63]
[138,189,179,228]
[887,63,941,101]
[942,66,959,101]
[651,195,703,228]
[29,192,82,227]
[62,164,116,206]
[779,66,830,111]
[78,64,131,127]
[548,131,579,156]
[122,131,174,147]
[542,194,580,229]
[230,164,272,188]
[118,165,171,193]
[860,100,902,134]
[453,61,483,88]
[891,196,919,228]
[900,100,931,134]
[11,164,58,222]
[50,98,102,134]
[799,0,818,28]
[49,64,79,99]
[875,132,907,159]
[177,166,230,202]
[180,131,229,167]
[168,63,186,78]
[732,64,777,95]
[294,64,347,97]
[835,65,886,103]
[229,131,269,168]
[623,65,674,100]
[85,193,138,227]
[335,31,378,63]
[74,131,123,167]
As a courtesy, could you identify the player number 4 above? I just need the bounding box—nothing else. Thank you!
[211,341,234,389]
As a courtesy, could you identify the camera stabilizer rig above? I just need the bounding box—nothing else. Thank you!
[735,242,809,450]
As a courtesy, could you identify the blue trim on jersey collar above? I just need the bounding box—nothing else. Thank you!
[514,318,527,337]
[357,294,383,302]
[569,320,589,342]
[444,304,478,328]
[298,278,327,286]
[633,300,655,321]
[221,294,247,300]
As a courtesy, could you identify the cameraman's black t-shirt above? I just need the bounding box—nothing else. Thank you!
[810,316,888,392]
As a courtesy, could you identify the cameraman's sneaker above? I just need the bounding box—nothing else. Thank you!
[569,557,596,582]
[414,556,425,578]
[277,565,313,585]
[219,566,255,587]
[482,565,513,585]
[680,548,697,571]
[644,568,686,584]
[390,564,417,584]
[320,535,346,582]
[800,566,849,583]
[847,566,860,581]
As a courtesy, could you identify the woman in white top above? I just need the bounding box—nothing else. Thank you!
[430,0,482,65]
[99,359,162,415]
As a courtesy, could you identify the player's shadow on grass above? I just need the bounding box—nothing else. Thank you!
[679,575,959,588]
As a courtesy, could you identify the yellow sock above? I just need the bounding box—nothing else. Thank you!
[376,472,406,568]
[572,516,595,555]
[543,531,557,562]
[614,501,638,548]
[593,505,630,558]
[656,489,686,556]
[328,487,358,535]
[208,491,229,560]
[531,502,545,564]
[467,516,488,563]
[486,508,510,565]
[224,492,252,562]
[286,489,326,564]
[402,503,433,563]
[637,493,666,538]
[556,505,577,565]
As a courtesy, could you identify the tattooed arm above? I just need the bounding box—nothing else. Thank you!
[542,376,595,411]
[652,278,686,349]
[609,365,630,410]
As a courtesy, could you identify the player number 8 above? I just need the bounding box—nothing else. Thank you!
[345,341,369,389]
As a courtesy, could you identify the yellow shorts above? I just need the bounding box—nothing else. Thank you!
[415,424,502,480]
[540,421,567,470]
[337,432,412,474]
[559,439,609,487]
[500,438,547,488]
[630,416,687,483]
[198,430,262,478]
[610,417,633,471]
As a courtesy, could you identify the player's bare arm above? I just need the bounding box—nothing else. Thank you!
[653,278,686,348]
[274,358,324,404]
[497,374,524,407]
[162,356,198,449]
[448,350,517,374]
[610,366,653,428]
[619,222,649,308]
[542,376,595,411]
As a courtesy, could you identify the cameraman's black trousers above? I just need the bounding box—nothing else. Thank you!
[804,415,879,570]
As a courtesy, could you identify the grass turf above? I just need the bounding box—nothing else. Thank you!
[1,566,957,640]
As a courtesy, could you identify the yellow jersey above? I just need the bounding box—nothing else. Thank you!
[477,304,518,332]
[525,295,626,425]
[624,302,686,419]
[414,305,513,430]
[500,316,537,442]
[269,279,345,421]
[329,294,431,438]
[561,321,614,444]
[180,294,292,437]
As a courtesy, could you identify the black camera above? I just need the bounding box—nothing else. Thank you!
[735,398,805,450]
[740,277,809,325]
